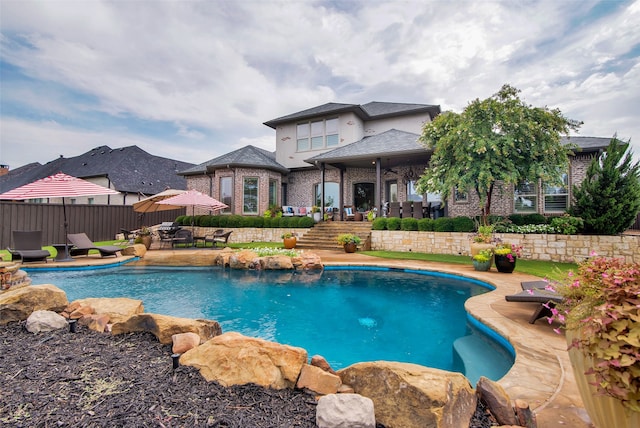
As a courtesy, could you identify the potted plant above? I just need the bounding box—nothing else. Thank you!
[471,248,493,271]
[136,226,153,249]
[337,233,362,253]
[281,232,297,249]
[493,243,521,273]
[469,224,495,256]
[548,255,640,427]
[311,206,322,222]
[366,209,376,222]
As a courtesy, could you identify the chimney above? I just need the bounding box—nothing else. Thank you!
[0,164,9,177]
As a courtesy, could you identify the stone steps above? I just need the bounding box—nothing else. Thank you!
[296,221,372,250]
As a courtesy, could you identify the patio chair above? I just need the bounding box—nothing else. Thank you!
[67,233,122,258]
[505,281,563,324]
[401,201,412,218]
[344,206,355,221]
[203,229,232,248]
[171,229,194,248]
[389,202,400,217]
[7,230,51,263]
[412,201,423,219]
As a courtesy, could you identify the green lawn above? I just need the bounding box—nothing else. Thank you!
[1,241,576,281]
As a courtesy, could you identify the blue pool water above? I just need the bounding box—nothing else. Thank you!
[28,266,514,383]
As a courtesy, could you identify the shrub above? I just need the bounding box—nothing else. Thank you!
[208,215,220,227]
[417,218,435,231]
[508,214,526,226]
[252,216,264,228]
[371,217,387,230]
[278,216,292,228]
[386,217,401,230]
[401,218,418,231]
[523,213,547,225]
[217,216,229,227]
[263,217,273,228]
[226,215,242,228]
[550,215,584,235]
[298,216,314,228]
[452,216,475,232]
[434,217,454,232]
[175,215,188,225]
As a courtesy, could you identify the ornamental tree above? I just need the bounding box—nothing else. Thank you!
[416,84,580,224]
[569,137,640,235]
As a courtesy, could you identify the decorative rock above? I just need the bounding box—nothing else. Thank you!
[71,297,144,324]
[259,255,294,270]
[316,393,376,428]
[111,313,221,344]
[0,284,68,325]
[78,314,110,332]
[69,305,95,319]
[476,376,518,426]
[213,248,235,267]
[25,310,68,333]
[229,250,259,269]
[338,361,476,428]
[296,364,342,395]
[311,354,337,374]
[121,244,147,257]
[172,332,202,354]
[180,331,307,389]
[292,252,323,270]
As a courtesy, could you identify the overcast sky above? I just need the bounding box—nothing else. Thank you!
[1,0,639,170]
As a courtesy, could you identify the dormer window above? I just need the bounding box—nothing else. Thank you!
[296,117,339,152]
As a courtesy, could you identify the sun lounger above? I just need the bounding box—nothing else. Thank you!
[7,230,51,263]
[505,282,563,324]
[67,233,122,258]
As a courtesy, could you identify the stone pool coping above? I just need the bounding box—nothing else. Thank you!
[22,249,592,427]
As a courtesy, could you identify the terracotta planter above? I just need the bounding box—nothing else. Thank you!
[472,259,492,271]
[494,254,516,273]
[283,237,297,249]
[140,235,152,250]
[343,243,357,253]
[566,329,640,428]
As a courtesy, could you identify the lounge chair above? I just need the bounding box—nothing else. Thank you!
[7,230,51,263]
[203,229,232,248]
[171,229,194,248]
[505,281,563,324]
[67,233,122,258]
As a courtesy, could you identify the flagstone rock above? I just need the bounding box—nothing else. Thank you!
[316,393,376,428]
[476,376,518,426]
[229,250,259,269]
[292,252,323,270]
[180,331,307,389]
[213,248,235,267]
[79,313,111,333]
[71,297,144,324]
[69,305,95,319]
[121,244,147,257]
[338,361,476,428]
[172,332,202,354]
[1,263,31,291]
[111,313,222,344]
[25,310,69,333]
[296,364,342,395]
[0,284,68,325]
[311,354,337,375]
[259,255,294,270]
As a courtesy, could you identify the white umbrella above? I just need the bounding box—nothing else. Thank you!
[133,189,186,213]
[156,189,228,230]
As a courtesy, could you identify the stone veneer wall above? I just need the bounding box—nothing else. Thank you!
[192,227,311,244]
[370,231,640,264]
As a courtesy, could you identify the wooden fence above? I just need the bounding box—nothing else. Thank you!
[0,202,185,249]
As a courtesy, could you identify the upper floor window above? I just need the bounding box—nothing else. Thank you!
[87,197,94,205]
[514,181,537,213]
[297,118,339,152]
[544,173,569,213]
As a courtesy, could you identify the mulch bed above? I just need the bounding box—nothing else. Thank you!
[0,321,493,427]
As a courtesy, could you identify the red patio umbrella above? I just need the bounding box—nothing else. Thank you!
[156,189,228,229]
[0,172,120,261]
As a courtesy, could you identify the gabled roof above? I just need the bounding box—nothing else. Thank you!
[0,146,195,195]
[263,101,440,129]
[179,145,288,176]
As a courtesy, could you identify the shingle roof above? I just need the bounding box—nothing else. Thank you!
[0,146,195,195]
[179,145,288,175]
[305,129,424,164]
[563,136,612,153]
[263,101,440,129]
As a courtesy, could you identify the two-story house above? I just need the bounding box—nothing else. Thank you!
[181,101,610,220]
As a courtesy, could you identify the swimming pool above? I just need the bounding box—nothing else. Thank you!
[28,265,514,383]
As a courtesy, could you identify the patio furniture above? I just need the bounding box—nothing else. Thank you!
[389,202,400,217]
[7,230,51,263]
[67,233,122,258]
[505,281,563,324]
[203,230,232,248]
[344,206,355,221]
[401,201,412,218]
[171,229,194,248]
[412,201,424,219]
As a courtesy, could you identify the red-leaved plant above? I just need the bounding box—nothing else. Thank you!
[546,255,640,411]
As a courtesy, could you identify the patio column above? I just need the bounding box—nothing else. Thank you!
[320,162,325,213]
[375,157,381,212]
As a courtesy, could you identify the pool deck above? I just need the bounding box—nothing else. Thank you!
[22,249,593,427]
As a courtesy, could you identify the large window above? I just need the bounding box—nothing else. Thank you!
[514,181,537,213]
[354,182,374,212]
[314,182,339,207]
[243,177,259,214]
[269,179,278,207]
[297,118,338,152]
[386,180,398,203]
[220,176,233,213]
[544,173,569,213]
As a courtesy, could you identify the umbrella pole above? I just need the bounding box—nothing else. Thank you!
[59,198,74,262]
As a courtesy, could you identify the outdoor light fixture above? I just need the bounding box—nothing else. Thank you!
[171,353,181,370]
[68,319,77,333]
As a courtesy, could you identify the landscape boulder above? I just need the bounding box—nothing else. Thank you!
[71,297,144,324]
[296,364,342,395]
[229,250,259,269]
[78,313,111,332]
[0,284,68,325]
[180,331,307,389]
[172,332,202,354]
[259,255,294,270]
[316,393,376,428]
[476,376,518,426]
[292,252,323,270]
[338,361,476,428]
[25,310,69,333]
[111,313,222,344]
[121,244,147,257]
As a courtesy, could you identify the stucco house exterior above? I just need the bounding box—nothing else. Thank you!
[181,101,611,220]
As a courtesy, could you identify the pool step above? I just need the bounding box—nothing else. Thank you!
[452,333,513,385]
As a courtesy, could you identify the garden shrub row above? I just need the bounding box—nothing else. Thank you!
[175,215,315,229]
